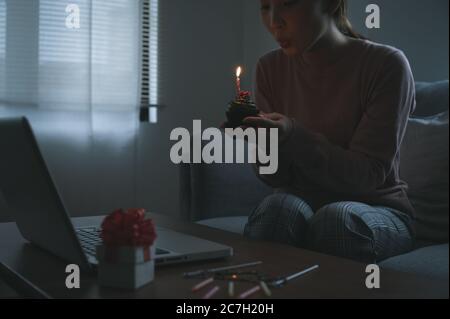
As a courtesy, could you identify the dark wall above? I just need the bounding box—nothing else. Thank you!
[244,0,449,83]
[348,0,449,82]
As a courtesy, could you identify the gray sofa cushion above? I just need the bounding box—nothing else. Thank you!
[380,244,449,281]
[400,111,449,242]
[414,81,449,117]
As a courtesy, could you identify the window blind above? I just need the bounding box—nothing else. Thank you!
[0,0,5,99]
[39,0,91,109]
[0,0,158,113]
[140,0,159,123]
[39,0,140,110]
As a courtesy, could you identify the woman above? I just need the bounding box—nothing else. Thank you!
[243,0,416,263]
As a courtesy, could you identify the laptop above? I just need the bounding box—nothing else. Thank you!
[0,117,232,271]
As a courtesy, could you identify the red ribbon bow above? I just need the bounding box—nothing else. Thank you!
[239,91,251,97]
[238,91,251,99]
[237,90,252,103]
[100,208,157,247]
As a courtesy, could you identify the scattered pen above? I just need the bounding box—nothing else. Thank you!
[239,285,261,299]
[183,261,263,278]
[260,281,272,297]
[192,277,214,292]
[202,286,220,299]
[228,281,235,297]
[269,265,319,288]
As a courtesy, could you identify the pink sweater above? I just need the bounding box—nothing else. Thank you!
[254,39,416,219]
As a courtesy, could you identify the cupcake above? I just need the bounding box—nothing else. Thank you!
[225,91,260,128]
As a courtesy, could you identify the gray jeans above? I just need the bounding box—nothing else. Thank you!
[244,193,414,263]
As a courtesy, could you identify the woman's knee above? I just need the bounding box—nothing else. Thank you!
[307,202,376,262]
[310,202,375,230]
[244,193,314,245]
[250,193,314,221]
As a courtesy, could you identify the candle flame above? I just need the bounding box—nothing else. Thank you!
[236,66,242,78]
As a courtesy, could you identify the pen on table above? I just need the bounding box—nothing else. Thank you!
[202,285,220,299]
[183,261,263,278]
[192,277,214,292]
[239,284,261,299]
[260,281,272,297]
[269,264,319,287]
[228,281,235,297]
[0,262,52,299]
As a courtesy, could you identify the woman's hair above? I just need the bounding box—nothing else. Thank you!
[332,0,365,39]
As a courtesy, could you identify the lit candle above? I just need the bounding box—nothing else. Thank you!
[236,66,242,96]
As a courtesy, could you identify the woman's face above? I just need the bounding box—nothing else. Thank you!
[260,0,331,56]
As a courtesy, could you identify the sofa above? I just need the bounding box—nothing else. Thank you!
[180,81,449,283]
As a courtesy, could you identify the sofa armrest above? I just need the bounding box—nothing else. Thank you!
[179,161,272,222]
[414,81,449,117]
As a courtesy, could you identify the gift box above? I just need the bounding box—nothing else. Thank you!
[97,245,155,290]
[97,208,157,290]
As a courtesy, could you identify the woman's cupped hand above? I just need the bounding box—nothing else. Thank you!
[243,112,294,143]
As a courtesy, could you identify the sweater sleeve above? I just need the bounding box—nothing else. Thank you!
[281,51,416,195]
[252,59,293,187]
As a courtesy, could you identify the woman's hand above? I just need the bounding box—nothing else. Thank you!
[243,112,294,144]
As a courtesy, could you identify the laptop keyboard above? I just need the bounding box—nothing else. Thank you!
[75,228,102,256]
[75,227,171,257]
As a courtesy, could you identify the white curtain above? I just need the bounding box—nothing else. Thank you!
[0,0,141,111]
[0,0,5,100]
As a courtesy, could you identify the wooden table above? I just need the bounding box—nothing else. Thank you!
[0,213,447,299]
